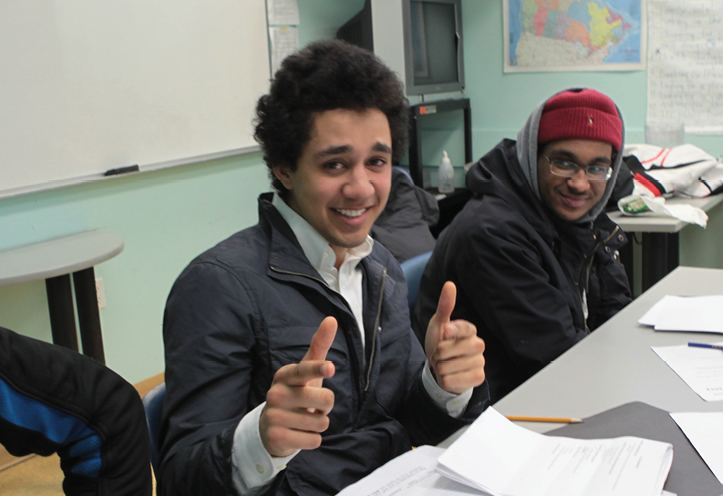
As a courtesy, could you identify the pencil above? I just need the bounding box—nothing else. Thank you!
[688,342,723,351]
[505,415,583,424]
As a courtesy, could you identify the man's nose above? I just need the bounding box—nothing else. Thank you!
[567,168,591,192]
[344,165,375,198]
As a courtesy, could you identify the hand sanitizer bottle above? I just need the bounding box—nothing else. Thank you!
[438,150,455,194]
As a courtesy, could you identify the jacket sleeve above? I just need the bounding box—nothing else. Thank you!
[401,369,489,447]
[443,215,586,372]
[158,261,278,496]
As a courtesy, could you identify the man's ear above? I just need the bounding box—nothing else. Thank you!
[272,164,294,191]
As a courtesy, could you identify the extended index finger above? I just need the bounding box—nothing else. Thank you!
[303,316,338,362]
[275,360,335,387]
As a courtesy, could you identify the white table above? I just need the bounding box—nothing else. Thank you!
[0,231,124,363]
[486,266,723,494]
[609,195,723,291]
[494,266,723,429]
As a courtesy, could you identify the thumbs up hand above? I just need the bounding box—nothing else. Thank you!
[425,282,486,395]
[260,317,337,457]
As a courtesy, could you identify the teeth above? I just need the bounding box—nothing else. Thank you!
[337,208,365,218]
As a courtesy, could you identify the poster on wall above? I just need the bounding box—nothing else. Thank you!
[504,0,646,72]
[647,0,723,135]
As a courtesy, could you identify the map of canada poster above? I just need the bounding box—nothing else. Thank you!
[504,0,646,72]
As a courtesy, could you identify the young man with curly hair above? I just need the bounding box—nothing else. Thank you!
[159,40,489,496]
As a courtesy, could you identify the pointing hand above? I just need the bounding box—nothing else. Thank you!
[260,316,338,457]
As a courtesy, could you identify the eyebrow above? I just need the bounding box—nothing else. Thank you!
[550,149,612,165]
[372,142,392,154]
[316,141,392,158]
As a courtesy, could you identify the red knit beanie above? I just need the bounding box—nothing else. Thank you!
[538,89,622,150]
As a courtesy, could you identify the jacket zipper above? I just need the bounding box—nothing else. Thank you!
[576,225,620,331]
[365,267,386,392]
[269,264,379,397]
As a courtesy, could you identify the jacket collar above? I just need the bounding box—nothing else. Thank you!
[257,193,395,392]
[257,193,395,298]
[257,193,321,280]
[271,193,373,278]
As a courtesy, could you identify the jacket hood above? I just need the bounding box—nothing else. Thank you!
[516,88,626,224]
[466,139,558,245]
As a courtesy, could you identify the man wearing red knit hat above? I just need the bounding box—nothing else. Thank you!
[413,88,632,402]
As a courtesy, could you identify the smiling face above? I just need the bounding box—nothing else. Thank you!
[537,139,613,222]
[273,108,393,266]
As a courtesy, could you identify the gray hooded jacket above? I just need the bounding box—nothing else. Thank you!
[413,90,632,402]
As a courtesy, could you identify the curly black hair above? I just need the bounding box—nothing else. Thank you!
[254,39,409,195]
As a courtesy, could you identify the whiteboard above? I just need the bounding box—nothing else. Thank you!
[0,1,270,197]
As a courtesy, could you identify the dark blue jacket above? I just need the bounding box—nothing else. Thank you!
[159,195,489,496]
[413,140,631,403]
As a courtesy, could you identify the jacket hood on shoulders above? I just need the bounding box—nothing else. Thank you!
[465,139,555,242]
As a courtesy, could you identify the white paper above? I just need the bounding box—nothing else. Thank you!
[266,0,299,25]
[639,295,679,327]
[652,343,723,401]
[670,412,723,485]
[639,295,723,333]
[268,26,299,76]
[655,295,723,333]
[336,445,478,496]
[648,0,723,135]
[437,408,673,496]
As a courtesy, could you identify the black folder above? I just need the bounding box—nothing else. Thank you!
[547,402,723,496]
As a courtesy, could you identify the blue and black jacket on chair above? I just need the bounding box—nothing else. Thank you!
[0,326,152,496]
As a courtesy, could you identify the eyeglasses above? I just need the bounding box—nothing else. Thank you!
[543,155,613,182]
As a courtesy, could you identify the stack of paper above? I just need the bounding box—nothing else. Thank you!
[639,295,723,333]
[436,408,673,496]
[336,445,476,496]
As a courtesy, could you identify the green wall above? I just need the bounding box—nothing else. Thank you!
[0,153,270,383]
[1,0,721,384]
[462,0,723,158]
[460,0,723,280]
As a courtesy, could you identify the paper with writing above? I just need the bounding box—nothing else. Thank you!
[336,445,477,496]
[652,343,723,401]
[437,408,672,496]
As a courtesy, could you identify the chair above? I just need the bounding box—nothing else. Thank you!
[400,251,433,314]
[142,382,166,472]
